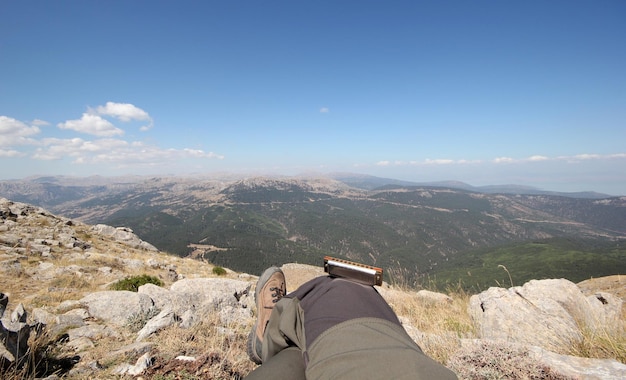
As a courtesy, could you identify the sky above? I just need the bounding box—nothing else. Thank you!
[1,1,625,195]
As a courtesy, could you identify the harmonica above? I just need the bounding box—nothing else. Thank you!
[323,256,383,286]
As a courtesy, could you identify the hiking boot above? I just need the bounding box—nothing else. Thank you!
[247,266,286,364]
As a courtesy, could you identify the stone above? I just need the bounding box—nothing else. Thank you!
[107,342,154,359]
[528,345,626,380]
[169,278,252,310]
[468,278,621,353]
[136,308,180,342]
[90,224,158,251]
[67,336,94,351]
[138,283,175,311]
[67,323,119,340]
[80,291,154,326]
[449,339,626,380]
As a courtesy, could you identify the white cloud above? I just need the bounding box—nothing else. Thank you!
[92,101,154,131]
[320,107,330,113]
[93,102,151,122]
[494,157,515,164]
[373,153,626,169]
[425,158,454,165]
[574,154,601,160]
[0,116,41,146]
[31,119,50,126]
[0,149,23,157]
[377,158,478,167]
[182,148,224,159]
[57,113,124,137]
[33,137,223,166]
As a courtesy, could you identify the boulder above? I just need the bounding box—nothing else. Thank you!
[0,293,40,368]
[135,308,180,342]
[468,279,622,353]
[449,339,626,380]
[91,224,158,251]
[80,291,154,326]
[167,278,253,317]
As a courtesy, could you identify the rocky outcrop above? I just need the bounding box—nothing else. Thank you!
[91,224,158,251]
[0,293,41,368]
[468,278,623,353]
[464,278,626,379]
[449,339,626,380]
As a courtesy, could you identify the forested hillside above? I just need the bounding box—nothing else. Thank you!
[1,175,624,289]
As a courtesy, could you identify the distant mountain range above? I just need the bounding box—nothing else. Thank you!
[1,174,624,290]
[327,173,614,198]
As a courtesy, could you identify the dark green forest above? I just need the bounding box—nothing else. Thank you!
[103,183,626,292]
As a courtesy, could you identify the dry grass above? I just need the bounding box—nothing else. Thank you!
[382,285,474,364]
[142,312,257,378]
[569,322,626,364]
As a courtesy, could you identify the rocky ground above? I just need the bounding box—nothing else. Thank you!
[1,197,625,379]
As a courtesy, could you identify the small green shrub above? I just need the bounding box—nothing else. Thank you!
[109,274,163,292]
[212,266,227,276]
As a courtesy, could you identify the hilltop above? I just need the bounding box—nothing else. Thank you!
[1,174,624,291]
[1,198,625,379]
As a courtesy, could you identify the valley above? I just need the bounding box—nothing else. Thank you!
[1,174,624,290]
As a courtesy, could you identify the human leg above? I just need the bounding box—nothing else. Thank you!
[244,267,306,380]
[243,347,306,380]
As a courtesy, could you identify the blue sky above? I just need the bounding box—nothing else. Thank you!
[1,1,625,195]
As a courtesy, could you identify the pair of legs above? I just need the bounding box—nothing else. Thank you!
[245,267,457,379]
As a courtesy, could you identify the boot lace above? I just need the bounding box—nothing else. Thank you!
[269,285,285,303]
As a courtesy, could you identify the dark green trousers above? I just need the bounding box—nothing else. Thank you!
[245,276,457,380]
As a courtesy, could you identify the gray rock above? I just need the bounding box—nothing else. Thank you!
[138,283,174,311]
[112,352,153,376]
[67,323,119,340]
[0,296,38,367]
[0,293,7,318]
[90,224,158,251]
[136,308,180,342]
[31,308,56,324]
[0,259,21,273]
[218,305,252,325]
[55,313,85,328]
[586,292,623,328]
[107,342,154,359]
[10,303,27,323]
[80,291,154,326]
[168,278,252,318]
[450,339,626,380]
[56,300,83,313]
[468,278,619,352]
[66,336,94,351]
[528,345,626,380]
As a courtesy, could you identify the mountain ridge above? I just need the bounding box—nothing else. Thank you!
[1,174,623,288]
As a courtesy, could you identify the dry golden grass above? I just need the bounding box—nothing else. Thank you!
[569,321,626,363]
